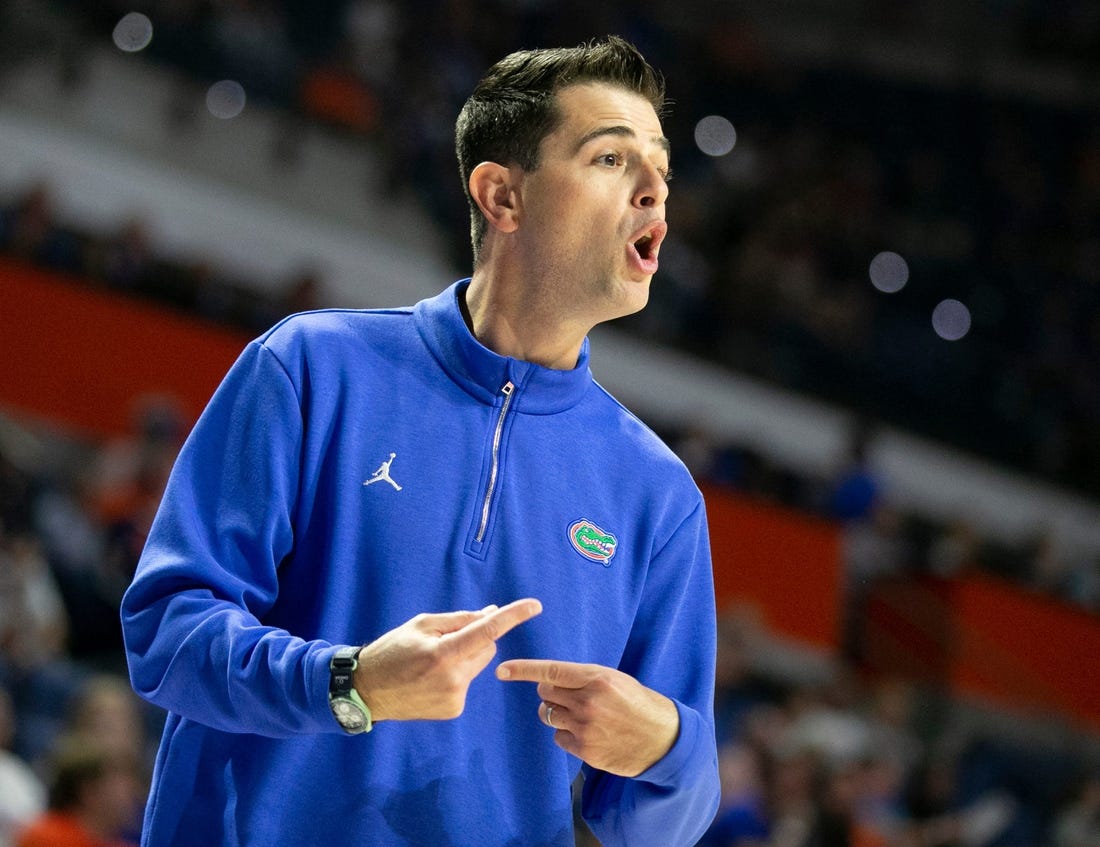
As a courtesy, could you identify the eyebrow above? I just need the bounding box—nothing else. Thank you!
[575,125,671,158]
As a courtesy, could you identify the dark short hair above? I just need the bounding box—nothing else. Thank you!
[455,36,666,265]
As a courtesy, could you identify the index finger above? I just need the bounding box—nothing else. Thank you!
[443,598,542,653]
[495,659,601,688]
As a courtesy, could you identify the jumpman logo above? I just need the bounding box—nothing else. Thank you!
[363,452,402,491]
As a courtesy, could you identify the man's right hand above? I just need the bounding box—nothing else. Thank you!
[353,598,542,722]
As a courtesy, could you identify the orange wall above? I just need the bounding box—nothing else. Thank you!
[865,574,1100,731]
[2,258,248,440]
[703,482,844,651]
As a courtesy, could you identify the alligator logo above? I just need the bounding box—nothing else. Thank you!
[568,519,617,566]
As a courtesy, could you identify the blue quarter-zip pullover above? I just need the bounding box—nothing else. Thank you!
[121,280,720,846]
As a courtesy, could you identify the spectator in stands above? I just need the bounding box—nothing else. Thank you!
[0,183,82,273]
[767,746,841,847]
[59,677,148,846]
[94,217,155,294]
[700,739,771,846]
[65,677,147,766]
[0,530,76,764]
[862,677,923,780]
[91,397,185,605]
[0,533,68,672]
[778,675,872,773]
[826,421,882,525]
[1053,772,1100,847]
[0,688,46,847]
[712,609,784,747]
[846,752,909,845]
[240,264,326,334]
[1025,532,1100,611]
[14,737,141,847]
[898,742,1017,847]
[927,519,982,578]
[839,503,910,662]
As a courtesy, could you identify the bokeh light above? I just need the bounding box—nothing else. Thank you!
[932,298,971,340]
[868,251,909,293]
[694,115,737,157]
[112,12,153,53]
[206,80,247,119]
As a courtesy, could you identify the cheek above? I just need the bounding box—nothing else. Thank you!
[524,180,619,256]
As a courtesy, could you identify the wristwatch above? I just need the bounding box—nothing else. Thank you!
[328,646,373,734]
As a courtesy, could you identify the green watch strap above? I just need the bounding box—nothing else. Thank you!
[345,686,372,727]
[330,646,373,733]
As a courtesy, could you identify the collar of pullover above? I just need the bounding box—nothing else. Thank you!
[415,280,593,415]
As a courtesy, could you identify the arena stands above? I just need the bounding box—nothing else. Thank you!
[2,2,1099,845]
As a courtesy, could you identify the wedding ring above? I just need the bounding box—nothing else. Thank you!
[546,704,556,729]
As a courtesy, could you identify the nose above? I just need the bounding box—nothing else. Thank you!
[633,160,669,209]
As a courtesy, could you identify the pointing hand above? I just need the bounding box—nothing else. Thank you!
[355,598,542,722]
[496,659,679,777]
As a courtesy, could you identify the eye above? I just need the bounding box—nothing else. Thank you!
[596,153,623,168]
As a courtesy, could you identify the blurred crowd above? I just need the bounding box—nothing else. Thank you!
[11,0,1095,503]
[664,419,1100,619]
[693,609,1100,847]
[0,402,176,846]
[1,408,1099,846]
[3,0,1100,844]
[0,180,325,336]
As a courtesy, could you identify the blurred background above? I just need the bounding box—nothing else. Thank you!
[1,1,1099,845]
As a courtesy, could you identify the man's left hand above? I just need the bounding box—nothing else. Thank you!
[496,660,679,777]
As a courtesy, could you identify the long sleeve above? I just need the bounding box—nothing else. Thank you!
[120,340,338,737]
[581,496,721,846]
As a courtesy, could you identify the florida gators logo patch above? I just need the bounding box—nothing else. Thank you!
[568,519,617,566]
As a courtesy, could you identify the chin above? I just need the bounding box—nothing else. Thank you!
[610,279,651,320]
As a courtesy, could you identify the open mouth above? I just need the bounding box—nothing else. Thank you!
[627,221,666,275]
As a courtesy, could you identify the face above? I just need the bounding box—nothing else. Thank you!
[512,82,670,326]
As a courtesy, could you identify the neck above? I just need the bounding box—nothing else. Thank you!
[463,268,587,371]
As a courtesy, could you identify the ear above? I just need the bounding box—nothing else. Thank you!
[468,162,520,235]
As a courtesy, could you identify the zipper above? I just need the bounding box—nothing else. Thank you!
[475,381,515,543]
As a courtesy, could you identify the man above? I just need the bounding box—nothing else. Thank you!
[121,36,720,846]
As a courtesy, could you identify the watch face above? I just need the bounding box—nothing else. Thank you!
[332,698,368,732]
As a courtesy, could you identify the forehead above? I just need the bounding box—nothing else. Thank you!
[549,82,667,153]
